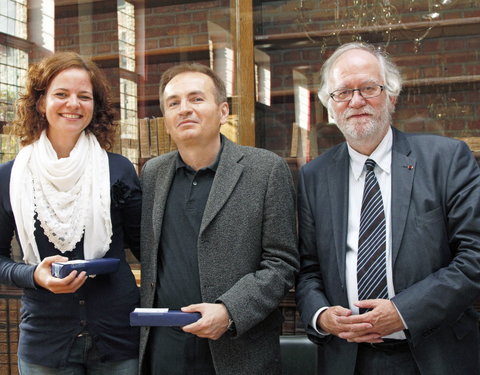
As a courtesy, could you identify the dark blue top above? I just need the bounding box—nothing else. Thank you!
[0,152,141,368]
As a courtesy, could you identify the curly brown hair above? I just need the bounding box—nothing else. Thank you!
[13,51,117,150]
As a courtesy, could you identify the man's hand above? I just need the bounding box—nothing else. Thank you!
[181,303,230,340]
[33,255,87,294]
[318,305,374,338]
[336,299,405,343]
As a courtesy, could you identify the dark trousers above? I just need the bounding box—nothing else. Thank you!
[355,341,421,375]
[147,327,215,375]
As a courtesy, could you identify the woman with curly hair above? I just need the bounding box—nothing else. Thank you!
[0,52,141,374]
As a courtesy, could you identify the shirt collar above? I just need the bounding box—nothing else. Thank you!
[348,127,392,181]
[175,135,224,173]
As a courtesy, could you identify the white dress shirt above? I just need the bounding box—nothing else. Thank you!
[311,128,406,339]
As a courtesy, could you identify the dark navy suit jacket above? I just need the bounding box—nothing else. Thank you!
[296,127,480,374]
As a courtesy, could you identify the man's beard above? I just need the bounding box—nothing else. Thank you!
[333,101,393,143]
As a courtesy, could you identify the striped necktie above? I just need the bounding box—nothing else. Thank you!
[357,159,388,312]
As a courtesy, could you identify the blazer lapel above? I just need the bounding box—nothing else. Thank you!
[200,138,244,235]
[328,144,350,290]
[391,128,415,265]
[151,155,177,243]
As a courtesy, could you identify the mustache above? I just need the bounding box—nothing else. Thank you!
[343,106,375,119]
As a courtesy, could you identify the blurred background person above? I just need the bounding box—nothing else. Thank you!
[0,52,141,374]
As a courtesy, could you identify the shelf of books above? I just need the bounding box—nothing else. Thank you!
[135,114,239,170]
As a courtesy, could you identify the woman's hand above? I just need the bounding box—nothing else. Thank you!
[33,255,87,294]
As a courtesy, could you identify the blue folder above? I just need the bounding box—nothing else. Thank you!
[51,258,120,278]
[130,308,201,327]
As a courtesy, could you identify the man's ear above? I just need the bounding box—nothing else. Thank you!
[219,102,229,125]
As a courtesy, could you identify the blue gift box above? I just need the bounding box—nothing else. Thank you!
[130,308,201,327]
[51,258,120,278]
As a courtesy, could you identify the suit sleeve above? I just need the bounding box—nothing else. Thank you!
[392,141,480,344]
[295,166,333,343]
[216,157,299,336]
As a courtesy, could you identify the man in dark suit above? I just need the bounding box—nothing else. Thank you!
[296,42,480,374]
[139,63,299,374]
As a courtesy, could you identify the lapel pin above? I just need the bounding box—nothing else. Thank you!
[402,165,414,170]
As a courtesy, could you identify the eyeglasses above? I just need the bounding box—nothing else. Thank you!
[329,84,384,102]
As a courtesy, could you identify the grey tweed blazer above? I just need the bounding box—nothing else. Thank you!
[139,136,299,375]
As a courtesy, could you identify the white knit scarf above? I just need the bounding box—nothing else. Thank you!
[10,130,112,265]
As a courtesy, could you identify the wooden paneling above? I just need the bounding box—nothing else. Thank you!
[230,0,256,146]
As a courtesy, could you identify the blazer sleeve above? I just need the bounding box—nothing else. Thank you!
[392,141,480,344]
[295,166,332,343]
[216,157,299,336]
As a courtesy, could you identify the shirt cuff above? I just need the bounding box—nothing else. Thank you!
[311,307,331,336]
[391,300,408,329]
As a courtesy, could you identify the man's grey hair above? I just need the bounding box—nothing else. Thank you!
[317,42,403,107]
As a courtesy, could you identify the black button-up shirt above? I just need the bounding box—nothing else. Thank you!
[149,143,223,375]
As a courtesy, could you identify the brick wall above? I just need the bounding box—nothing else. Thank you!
[253,0,480,155]
[49,1,479,157]
[141,0,229,118]
[54,1,122,116]
[0,288,21,375]
[0,4,476,366]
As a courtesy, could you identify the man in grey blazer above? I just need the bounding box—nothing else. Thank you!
[139,63,299,374]
[296,42,480,374]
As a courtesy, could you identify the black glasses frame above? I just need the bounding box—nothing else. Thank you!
[329,84,385,102]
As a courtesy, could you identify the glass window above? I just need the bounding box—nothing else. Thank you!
[1,0,474,170]
[0,3,478,367]
[117,0,135,72]
[0,0,27,39]
[119,77,139,168]
[253,0,480,165]
[0,0,478,168]
[0,44,26,162]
